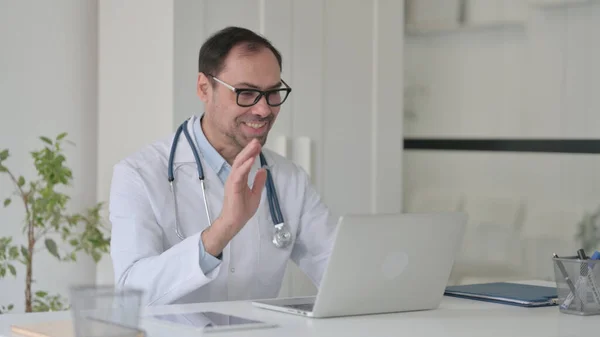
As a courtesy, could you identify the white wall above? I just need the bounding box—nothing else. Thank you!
[404,25,527,138]
[404,0,600,139]
[0,0,98,312]
[173,0,206,125]
[404,0,600,282]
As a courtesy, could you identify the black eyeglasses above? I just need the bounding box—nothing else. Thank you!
[209,75,292,107]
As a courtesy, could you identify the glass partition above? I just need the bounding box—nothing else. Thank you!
[403,0,600,285]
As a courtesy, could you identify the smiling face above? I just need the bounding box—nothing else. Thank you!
[197,43,283,162]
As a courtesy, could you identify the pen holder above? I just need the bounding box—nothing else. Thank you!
[552,257,600,316]
[69,285,145,337]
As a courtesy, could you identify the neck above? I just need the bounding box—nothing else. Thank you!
[200,116,241,165]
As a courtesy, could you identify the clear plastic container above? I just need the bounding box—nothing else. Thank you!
[69,285,145,337]
[552,256,600,316]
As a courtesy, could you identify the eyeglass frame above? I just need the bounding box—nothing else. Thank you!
[206,74,292,107]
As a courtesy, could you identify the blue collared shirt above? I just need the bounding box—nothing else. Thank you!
[192,117,231,184]
[192,117,227,274]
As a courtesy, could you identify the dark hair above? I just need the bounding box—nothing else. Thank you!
[198,26,282,77]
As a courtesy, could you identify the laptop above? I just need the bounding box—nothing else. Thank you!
[252,212,467,318]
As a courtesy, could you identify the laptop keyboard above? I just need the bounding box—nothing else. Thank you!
[284,303,315,312]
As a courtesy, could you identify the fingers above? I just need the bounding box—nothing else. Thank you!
[229,155,255,191]
[232,139,261,170]
[251,168,267,197]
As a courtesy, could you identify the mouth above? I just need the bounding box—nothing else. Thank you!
[243,121,268,129]
[240,120,269,136]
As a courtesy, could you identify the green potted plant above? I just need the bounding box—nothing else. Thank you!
[0,133,110,313]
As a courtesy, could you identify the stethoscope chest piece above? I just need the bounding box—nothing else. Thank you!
[272,222,293,249]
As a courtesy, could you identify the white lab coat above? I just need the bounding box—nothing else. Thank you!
[109,116,337,306]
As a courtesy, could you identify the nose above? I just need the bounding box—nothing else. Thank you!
[252,95,272,117]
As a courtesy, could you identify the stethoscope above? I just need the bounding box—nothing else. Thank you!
[167,118,293,249]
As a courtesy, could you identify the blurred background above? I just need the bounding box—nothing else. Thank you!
[1,0,599,314]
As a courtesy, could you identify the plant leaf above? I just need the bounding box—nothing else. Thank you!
[56,132,67,141]
[20,246,29,261]
[3,198,10,207]
[7,264,16,276]
[45,239,59,259]
[35,291,48,298]
[7,304,13,310]
[0,149,8,161]
[91,251,101,263]
[17,176,25,187]
[40,136,53,145]
[9,246,19,259]
[0,165,7,172]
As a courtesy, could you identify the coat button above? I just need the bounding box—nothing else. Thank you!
[230,268,235,273]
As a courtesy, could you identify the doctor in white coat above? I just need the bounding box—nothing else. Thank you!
[109,26,337,306]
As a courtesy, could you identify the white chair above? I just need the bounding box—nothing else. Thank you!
[452,195,527,284]
[466,195,526,232]
[404,188,466,286]
[404,187,465,213]
[520,201,585,281]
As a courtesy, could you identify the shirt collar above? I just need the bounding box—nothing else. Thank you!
[192,115,228,175]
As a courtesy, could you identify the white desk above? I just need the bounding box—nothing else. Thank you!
[1,281,598,337]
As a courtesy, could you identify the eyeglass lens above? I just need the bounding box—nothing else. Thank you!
[237,89,289,107]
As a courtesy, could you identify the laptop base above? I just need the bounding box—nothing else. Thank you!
[252,297,316,317]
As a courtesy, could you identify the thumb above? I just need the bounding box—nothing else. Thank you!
[251,168,268,197]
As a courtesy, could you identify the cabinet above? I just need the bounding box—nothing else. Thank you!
[405,0,527,34]
[98,0,404,298]
[405,0,463,31]
[466,0,528,25]
[528,0,592,7]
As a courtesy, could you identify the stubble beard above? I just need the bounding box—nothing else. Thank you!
[227,123,270,150]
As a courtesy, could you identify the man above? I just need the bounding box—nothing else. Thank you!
[109,26,337,306]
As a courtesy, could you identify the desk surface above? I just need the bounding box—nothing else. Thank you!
[1,281,598,337]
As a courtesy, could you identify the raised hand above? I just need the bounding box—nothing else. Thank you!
[201,139,267,256]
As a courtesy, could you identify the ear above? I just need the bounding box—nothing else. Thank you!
[197,72,211,103]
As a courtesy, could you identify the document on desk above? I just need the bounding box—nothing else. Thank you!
[10,319,145,337]
[444,282,558,307]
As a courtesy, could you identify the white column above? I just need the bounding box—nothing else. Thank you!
[96,0,177,284]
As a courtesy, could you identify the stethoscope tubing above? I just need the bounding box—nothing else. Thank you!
[168,118,290,247]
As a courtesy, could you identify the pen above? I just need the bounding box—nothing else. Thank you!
[577,249,588,278]
[575,249,599,307]
[554,253,584,310]
[590,251,600,265]
[586,251,600,306]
